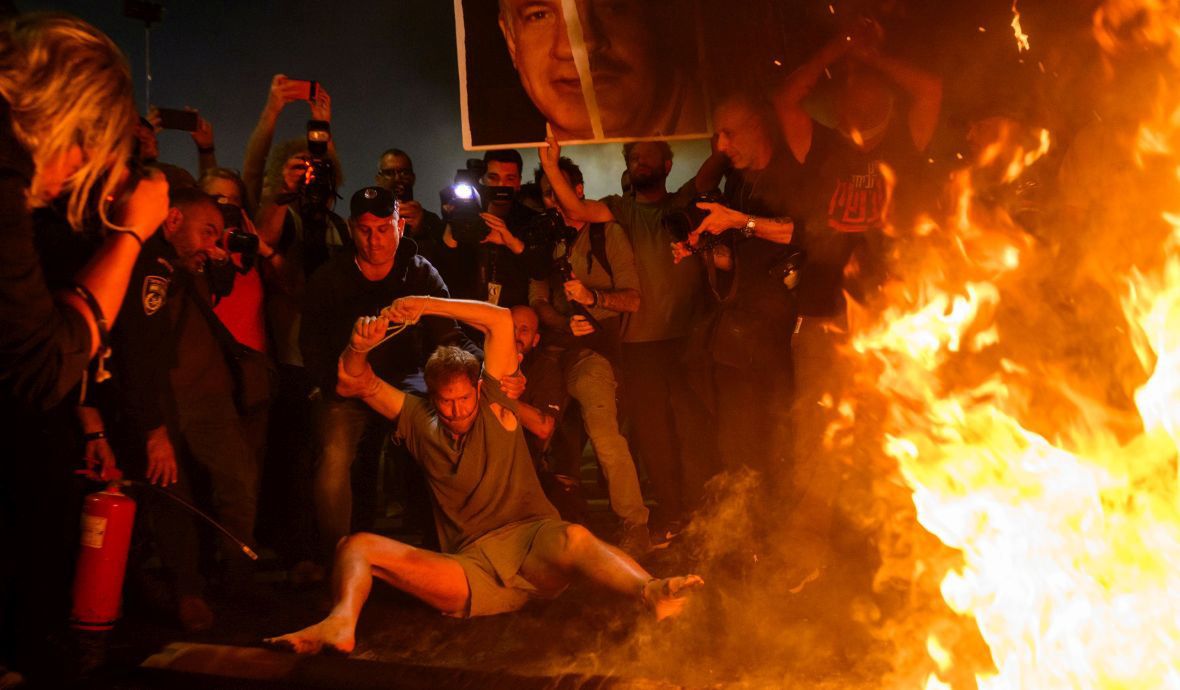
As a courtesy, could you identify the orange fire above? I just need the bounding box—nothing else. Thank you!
[843,1,1180,688]
[1011,1,1031,53]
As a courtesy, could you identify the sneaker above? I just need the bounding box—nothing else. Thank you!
[618,522,652,560]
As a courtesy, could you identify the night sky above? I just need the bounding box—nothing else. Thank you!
[17,0,1079,205]
[18,0,712,203]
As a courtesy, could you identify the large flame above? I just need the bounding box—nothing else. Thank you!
[844,1,1180,688]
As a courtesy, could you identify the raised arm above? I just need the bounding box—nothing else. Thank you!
[416,263,484,361]
[851,47,943,151]
[538,134,615,223]
[190,114,218,177]
[384,296,516,381]
[243,75,302,210]
[62,171,170,358]
[339,316,407,420]
[773,34,853,163]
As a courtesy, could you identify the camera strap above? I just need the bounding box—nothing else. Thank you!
[703,240,740,304]
[586,223,613,283]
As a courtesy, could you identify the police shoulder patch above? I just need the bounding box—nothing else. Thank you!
[142,275,169,316]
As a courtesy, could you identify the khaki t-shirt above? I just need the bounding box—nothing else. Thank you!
[529,220,640,324]
[603,181,704,342]
[396,371,558,553]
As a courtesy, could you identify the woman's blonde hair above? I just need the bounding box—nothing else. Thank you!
[0,12,136,229]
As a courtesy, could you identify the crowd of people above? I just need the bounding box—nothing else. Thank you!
[0,8,973,681]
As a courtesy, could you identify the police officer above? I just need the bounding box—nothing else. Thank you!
[109,187,260,632]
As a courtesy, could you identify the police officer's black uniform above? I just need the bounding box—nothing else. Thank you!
[111,233,259,600]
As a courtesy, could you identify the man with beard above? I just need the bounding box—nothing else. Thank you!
[266,296,702,655]
[497,0,706,141]
[538,137,720,545]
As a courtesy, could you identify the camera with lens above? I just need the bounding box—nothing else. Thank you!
[439,159,517,244]
[662,190,732,253]
[216,201,259,268]
[225,229,259,257]
[299,120,336,210]
[519,208,575,252]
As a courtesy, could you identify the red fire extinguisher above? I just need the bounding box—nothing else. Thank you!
[71,482,136,631]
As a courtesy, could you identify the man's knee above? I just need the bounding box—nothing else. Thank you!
[557,523,596,560]
[336,531,387,560]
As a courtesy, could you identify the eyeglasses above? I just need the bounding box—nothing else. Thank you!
[377,167,413,179]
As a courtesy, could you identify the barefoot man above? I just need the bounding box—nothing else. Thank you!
[267,296,703,654]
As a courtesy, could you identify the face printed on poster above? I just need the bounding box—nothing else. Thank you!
[455,0,710,148]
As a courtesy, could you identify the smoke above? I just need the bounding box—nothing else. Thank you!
[342,2,1178,687]
[584,1,1180,688]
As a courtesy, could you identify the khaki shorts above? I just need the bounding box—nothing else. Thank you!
[446,518,570,617]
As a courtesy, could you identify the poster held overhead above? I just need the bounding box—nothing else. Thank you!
[456,0,710,149]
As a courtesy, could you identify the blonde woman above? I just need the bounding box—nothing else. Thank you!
[0,12,169,409]
[0,15,169,684]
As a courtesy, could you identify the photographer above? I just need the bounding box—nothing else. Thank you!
[441,149,538,309]
[133,112,197,191]
[674,94,821,570]
[374,148,446,266]
[199,168,274,464]
[241,77,345,571]
[0,13,170,680]
[301,187,481,560]
[200,168,271,353]
[527,158,650,556]
[674,91,809,507]
[244,76,345,369]
[138,105,217,186]
[538,137,716,543]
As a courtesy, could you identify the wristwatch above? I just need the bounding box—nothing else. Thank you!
[742,216,757,239]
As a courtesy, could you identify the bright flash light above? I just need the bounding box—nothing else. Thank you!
[453,183,476,200]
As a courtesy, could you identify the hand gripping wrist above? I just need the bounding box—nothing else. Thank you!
[360,368,383,399]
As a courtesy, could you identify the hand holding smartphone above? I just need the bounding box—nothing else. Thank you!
[155,107,200,132]
[287,79,318,102]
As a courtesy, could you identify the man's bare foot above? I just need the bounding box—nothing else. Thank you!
[263,614,355,655]
[642,575,705,621]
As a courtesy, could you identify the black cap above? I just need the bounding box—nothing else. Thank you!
[349,186,397,219]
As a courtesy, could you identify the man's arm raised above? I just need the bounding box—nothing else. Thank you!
[384,296,517,381]
[538,133,615,224]
[338,316,407,420]
[772,30,855,163]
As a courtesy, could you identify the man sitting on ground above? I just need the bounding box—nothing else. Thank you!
[266,295,702,655]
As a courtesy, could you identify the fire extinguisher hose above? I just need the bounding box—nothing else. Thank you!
[127,480,259,561]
